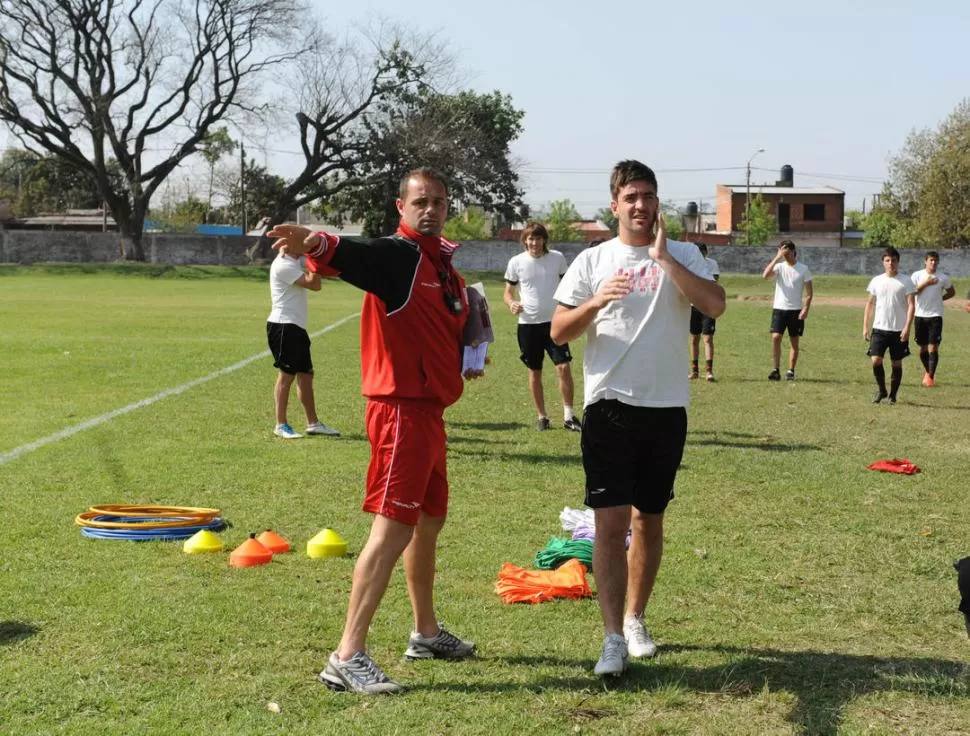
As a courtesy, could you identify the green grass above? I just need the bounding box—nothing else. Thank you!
[1,266,968,735]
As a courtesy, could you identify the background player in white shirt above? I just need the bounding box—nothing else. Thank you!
[266,243,340,439]
[552,160,724,678]
[761,240,813,381]
[688,243,720,382]
[863,247,916,404]
[504,222,580,431]
[911,251,955,387]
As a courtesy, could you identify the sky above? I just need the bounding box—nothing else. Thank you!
[4,0,966,220]
[302,0,969,218]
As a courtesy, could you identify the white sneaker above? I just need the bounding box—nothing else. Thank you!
[623,614,658,658]
[593,633,628,677]
[306,421,340,437]
[273,423,302,439]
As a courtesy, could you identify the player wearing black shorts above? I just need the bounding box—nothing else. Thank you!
[864,247,916,404]
[911,251,955,387]
[688,244,720,382]
[762,240,813,381]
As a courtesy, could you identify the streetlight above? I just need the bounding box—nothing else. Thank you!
[745,148,765,245]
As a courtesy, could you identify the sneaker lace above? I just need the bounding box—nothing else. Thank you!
[603,634,626,660]
[432,627,462,650]
[348,652,389,684]
[626,618,651,647]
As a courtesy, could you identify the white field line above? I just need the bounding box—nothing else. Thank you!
[0,312,360,467]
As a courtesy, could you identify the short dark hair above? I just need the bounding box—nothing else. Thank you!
[926,250,940,260]
[399,167,449,200]
[697,243,708,256]
[883,246,900,260]
[780,239,796,254]
[520,222,549,253]
[610,160,658,200]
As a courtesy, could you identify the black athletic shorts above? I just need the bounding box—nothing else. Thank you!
[267,322,313,374]
[517,322,572,370]
[580,399,687,514]
[770,309,804,337]
[689,306,716,335]
[914,316,943,346]
[867,328,910,361]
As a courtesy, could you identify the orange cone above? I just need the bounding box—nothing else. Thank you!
[257,529,291,554]
[229,534,273,568]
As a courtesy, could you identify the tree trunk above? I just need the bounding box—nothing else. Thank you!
[245,207,289,263]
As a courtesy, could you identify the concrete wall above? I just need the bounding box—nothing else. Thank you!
[0,230,251,266]
[454,242,970,278]
[5,230,970,278]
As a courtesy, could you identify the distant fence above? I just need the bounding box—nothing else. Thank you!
[4,230,970,278]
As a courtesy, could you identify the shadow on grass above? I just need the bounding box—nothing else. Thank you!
[448,421,527,431]
[0,621,39,644]
[450,449,582,465]
[687,437,821,452]
[486,646,969,735]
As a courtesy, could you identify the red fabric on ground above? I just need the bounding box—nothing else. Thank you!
[866,458,920,474]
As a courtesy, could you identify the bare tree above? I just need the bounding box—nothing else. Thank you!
[0,0,303,259]
[244,25,450,261]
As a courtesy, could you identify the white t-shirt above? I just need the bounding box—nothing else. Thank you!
[911,269,952,318]
[867,273,915,332]
[705,257,720,278]
[772,261,812,310]
[504,250,568,324]
[268,254,309,328]
[554,238,713,409]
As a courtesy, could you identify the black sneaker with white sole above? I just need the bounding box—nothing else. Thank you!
[768,369,781,381]
[563,417,582,432]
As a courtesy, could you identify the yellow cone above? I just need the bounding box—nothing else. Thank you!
[183,529,224,554]
[307,528,348,558]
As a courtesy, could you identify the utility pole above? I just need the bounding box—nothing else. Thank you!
[745,148,765,245]
[240,143,247,234]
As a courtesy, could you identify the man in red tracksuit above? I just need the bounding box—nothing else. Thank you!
[269,167,478,695]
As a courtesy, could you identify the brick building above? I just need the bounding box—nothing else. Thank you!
[714,166,847,246]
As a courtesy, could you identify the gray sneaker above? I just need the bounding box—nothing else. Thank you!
[318,651,402,695]
[404,625,476,660]
[536,417,551,431]
[593,633,629,677]
[623,614,658,658]
[306,421,340,436]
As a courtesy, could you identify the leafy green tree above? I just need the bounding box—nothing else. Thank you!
[538,200,583,242]
[313,88,525,238]
[886,98,970,246]
[738,194,778,245]
[228,162,289,229]
[149,196,209,233]
[661,201,685,241]
[199,128,237,223]
[596,206,617,236]
[0,149,122,216]
[442,208,490,240]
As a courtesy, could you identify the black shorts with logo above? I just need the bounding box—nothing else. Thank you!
[867,328,910,361]
[267,322,313,374]
[689,306,716,335]
[580,400,687,514]
[914,316,943,346]
[770,309,804,337]
[517,322,572,370]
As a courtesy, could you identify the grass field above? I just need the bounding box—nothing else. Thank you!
[1,264,968,736]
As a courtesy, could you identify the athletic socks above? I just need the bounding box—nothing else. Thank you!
[873,363,887,396]
[705,360,713,372]
[564,407,576,422]
[927,352,938,378]
[691,360,698,373]
[889,365,902,399]
[919,351,930,372]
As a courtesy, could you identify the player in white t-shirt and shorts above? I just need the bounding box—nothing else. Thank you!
[266,241,341,439]
[552,160,725,678]
[863,247,916,405]
[504,222,581,431]
[761,240,813,381]
[688,243,720,382]
[911,250,955,387]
